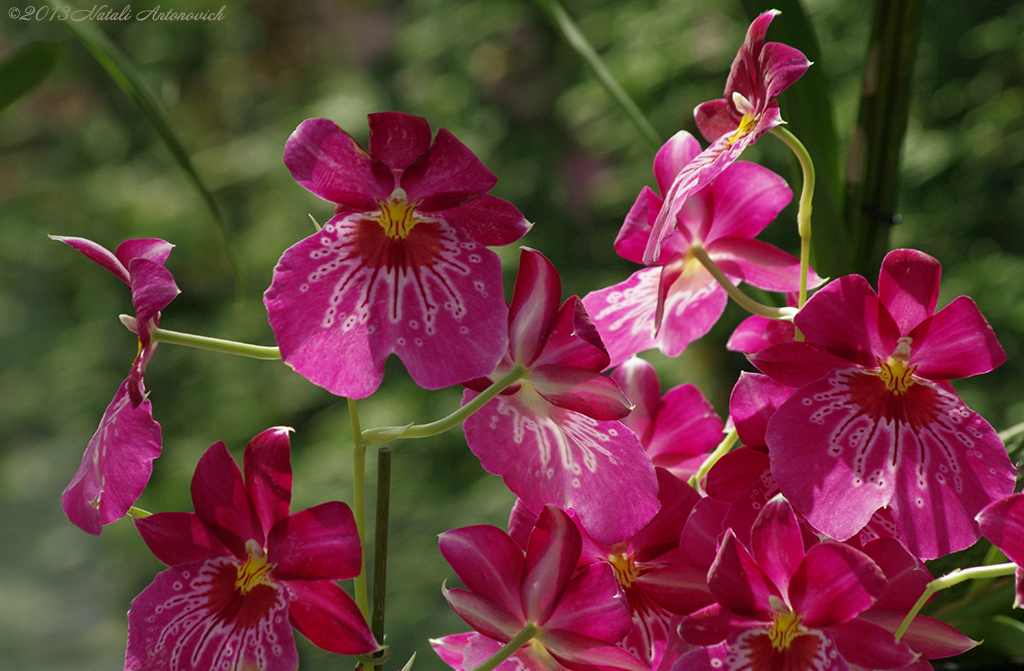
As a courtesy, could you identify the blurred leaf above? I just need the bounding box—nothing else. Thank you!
[43,0,245,298]
[0,41,63,113]
[739,0,849,278]
[989,615,1024,658]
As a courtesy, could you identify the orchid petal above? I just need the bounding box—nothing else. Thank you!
[61,380,162,535]
[367,111,432,171]
[125,558,296,671]
[703,162,791,242]
[877,249,941,333]
[749,496,805,598]
[729,372,795,448]
[509,248,562,366]
[284,117,388,209]
[613,187,662,264]
[443,586,524,643]
[748,341,856,388]
[611,357,662,446]
[978,493,1024,566]
[430,632,474,671]
[267,502,362,581]
[790,543,884,627]
[135,511,226,566]
[826,619,918,670]
[543,562,632,643]
[652,131,702,196]
[401,128,497,207]
[529,365,631,420]
[191,441,263,557]
[127,258,180,332]
[908,295,1006,379]
[463,390,659,546]
[441,194,531,246]
[52,235,130,283]
[529,297,610,372]
[522,505,582,625]
[285,578,379,655]
[726,313,797,353]
[244,426,293,535]
[440,524,526,620]
[644,383,723,476]
[678,603,766,648]
[706,531,776,619]
[709,237,819,292]
[542,629,650,671]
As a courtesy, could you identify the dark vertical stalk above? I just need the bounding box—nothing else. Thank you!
[370,447,392,662]
[845,0,926,277]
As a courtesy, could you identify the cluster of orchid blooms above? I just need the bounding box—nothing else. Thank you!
[53,10,1024,671]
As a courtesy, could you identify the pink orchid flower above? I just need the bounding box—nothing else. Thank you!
[126,427,378,671]
[265,113,530,398]
[745,248,1014,559]
[510,469,713,670]
[583,130,814,365]
[611,357,724,480]
[643,10,810,264]
[462,248,659,546]
[439,504,648,671]
[52,236,180,535]
[677,496,918,671]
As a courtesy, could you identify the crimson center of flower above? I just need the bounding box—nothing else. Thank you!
[607,547,641,588]
[875,336,918,395]
[375,188,421,240]
[236,539,276,595]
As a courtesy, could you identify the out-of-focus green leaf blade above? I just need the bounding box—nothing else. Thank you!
[739,0,849,278]
[0,42,63,113]
[44,0,244,298]
[531,0,662,149]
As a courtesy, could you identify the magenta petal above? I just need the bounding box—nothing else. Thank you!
[704,447,771,504]
[794,275,899,368]
[191,441,264,557]
[706,531,776,620]
[529,366,631,420]
[709,237,815,292]
[509,248,562,366]
[530,297,611,372]
[908,295,1006,379]
[61,380,161,535]
[790,543,884,627]
[126,558,297,671]
[264,214,509,398]
[703,162,791,242]
[652,131,702,195]
[748,341,855,388]
[401,128,498,207]
[268,502,361,581]
[679,603,765,648]
[285,579,378,655]
[284,118,387,209]
[463,390,659,546]
[584,268,663,366]
[877,249,941,333]
[726,313,797,353]
[244,427,293,535]
[826,619,918,670]
[128,258,180,331]
[135,512,226,566]
[368,111,432,171]
[611,357,662,445]
[613,187,661,264]
[978,493,1024,566]
[749,497,805,599]
[440,524,526,619]
[441,194,531,247]
[431,632,474,671]
[52,234,130,284]
[443,586,525,642]
[729,372,795,448]
[646,383,723,470]
[522,505,582,624]
[542,629,650,671]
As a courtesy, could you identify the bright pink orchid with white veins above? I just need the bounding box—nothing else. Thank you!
[745,248,1014,559]
[583,130,814,365]
[462,248,659,546]
[265,112,529,399]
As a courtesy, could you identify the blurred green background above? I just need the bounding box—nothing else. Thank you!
[3,0,1024,668]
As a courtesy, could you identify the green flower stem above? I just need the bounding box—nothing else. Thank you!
[140,321,281,360]
[770,126,816,308]
[349,397,371,622]
[468,623,540,671]
[359,364,529,447]
[690,427,738,494]
[531,0,661,149]
[370,447,392,659]
[894,561,1017,641]
[690,245,798,321]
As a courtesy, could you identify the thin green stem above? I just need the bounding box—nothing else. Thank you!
[770,126,816,308]
[349,397,370,621]
[126,506,152,519]
[468,623,540,671]
[998,419,1024,444]
[360,364,529,447]
[138,321,281,360]
[690,427,738,494]
[894,562,1016,641]
[531,0,661,149]
[690,246,798,321]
